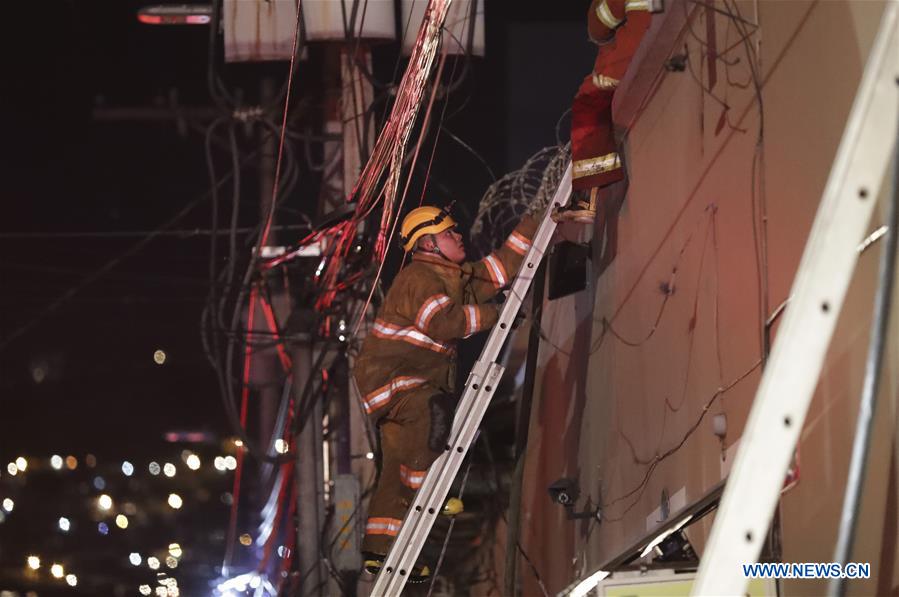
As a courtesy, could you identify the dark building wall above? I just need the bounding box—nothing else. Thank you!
[515,1,898,595]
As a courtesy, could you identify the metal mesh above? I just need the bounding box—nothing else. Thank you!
[470,143,570,257]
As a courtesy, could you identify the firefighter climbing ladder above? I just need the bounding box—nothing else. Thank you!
[371,163,573,596]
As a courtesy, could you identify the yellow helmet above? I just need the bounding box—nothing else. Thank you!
[399,205,456,252]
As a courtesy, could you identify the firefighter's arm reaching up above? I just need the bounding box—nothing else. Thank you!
[463,215,539,304]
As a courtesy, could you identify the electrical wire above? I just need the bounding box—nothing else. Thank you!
[207,0,239,111]
[274,0,457,337]
[202,4,314,466]
[723,0,769,362]
[0,142,272,353]
[602,358,762,522]
[223,285,259,573]
[207,2,487,587]
[427,458,474,597]
[0,224,310,240]
[440,126,496,183]
[466,17,767,546]
[199,52,353,597]
[340,0,381,168]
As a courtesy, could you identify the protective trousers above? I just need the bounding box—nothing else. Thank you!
[571,78,621,191]
[362,384,455,556]
[571,4,652,191]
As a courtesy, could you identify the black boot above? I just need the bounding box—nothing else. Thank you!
[553,187,597,224]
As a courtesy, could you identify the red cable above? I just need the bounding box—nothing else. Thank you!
[351,45,450,336]
[224,285,258,571]
[260,2,453,314]
[349,0,451,224]
[261,228,324,271]
[257,1,453,329]
[255,287,299,577]
[258,293,292,373]
[220,0,303,578]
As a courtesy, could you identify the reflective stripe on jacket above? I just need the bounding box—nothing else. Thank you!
[588,0,652,44]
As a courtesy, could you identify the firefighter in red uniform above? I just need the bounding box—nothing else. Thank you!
[564,0,652,221]
[353,205,537,580]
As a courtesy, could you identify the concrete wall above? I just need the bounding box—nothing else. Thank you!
[516,1,896,595]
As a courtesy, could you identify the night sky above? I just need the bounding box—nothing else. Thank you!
[1,1,591,593]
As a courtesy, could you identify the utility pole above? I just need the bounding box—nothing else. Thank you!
[257,76,282,464]
[274,64,328,595]
[308,43,378,597]
[272,37,376,597]
[340,46,378,597]
[294,335,325,597]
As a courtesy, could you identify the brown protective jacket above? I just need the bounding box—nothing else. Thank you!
[353,216,539,416]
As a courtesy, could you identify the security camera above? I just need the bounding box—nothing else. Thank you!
[548,478,602,521]
[547,478,580,506]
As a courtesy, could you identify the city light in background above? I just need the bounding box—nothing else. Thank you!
[97,494,113,511]
[0,0,514,593]
[153,349,167,365]
[1,447,237,593]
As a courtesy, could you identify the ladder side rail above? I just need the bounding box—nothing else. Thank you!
[475,164,573,367]
[377,364,505,595]
[372,163,573,595]
[450,162,573,447]
[370,368,496,594]
[693,9,898,595]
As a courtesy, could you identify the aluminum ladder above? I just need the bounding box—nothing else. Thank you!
[370,162,573,596]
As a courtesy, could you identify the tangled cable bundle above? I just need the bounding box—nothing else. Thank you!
[306,0,454,319]
[470,143,570,257]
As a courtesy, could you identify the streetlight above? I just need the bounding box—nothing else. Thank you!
[137,5,211,25]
